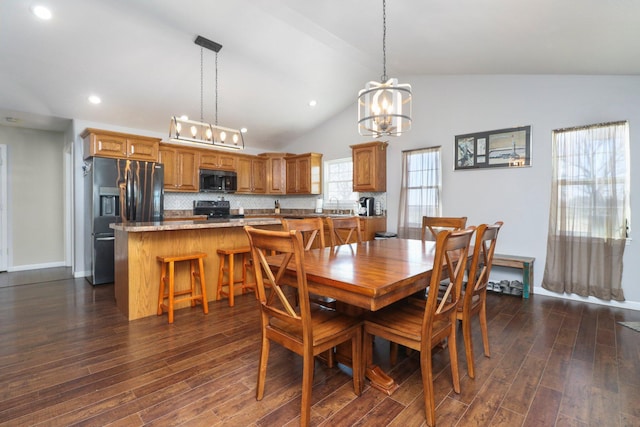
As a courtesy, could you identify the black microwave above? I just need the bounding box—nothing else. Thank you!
[199,169,237,193]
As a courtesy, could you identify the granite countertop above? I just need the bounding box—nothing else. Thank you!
[110,217,282,232]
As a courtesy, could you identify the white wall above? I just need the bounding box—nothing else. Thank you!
[0,125,66,270]
[283,75,640,309]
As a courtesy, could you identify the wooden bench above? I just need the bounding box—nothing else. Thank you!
[492,254,535,299]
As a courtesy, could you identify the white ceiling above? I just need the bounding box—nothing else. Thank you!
[1,0,639,151]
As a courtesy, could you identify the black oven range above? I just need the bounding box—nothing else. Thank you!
[193,200,244,221]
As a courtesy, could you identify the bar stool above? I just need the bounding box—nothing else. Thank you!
[157,252,208,324]
[216,246,254,307]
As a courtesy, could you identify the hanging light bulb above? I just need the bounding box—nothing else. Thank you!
[358,0,412,137]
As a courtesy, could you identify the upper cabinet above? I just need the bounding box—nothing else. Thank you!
[351,141,388,192]
[259,152,292,194]
[81,128,159,161]
[285,153,322,195]
[237,155,266,194]
[199,150,237,171]
[158,144,199,192]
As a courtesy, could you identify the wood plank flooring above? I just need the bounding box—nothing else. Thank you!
[0,269,639,426]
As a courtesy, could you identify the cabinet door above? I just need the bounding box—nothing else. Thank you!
[158,147,178,189]
[218,153,237,170]
[199,151,221,169]
[176,149,198,191]
[92,134,128,158]
[352,142,387,192]
[127,138,158,161]
[266,156,286,194]
[236,157,253,193]
[252,158,266,193]
[297,157,311,194]
[285,158,298,193]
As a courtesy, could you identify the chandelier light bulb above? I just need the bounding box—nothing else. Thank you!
[190,126,198,137]
[232,134,239,143]
[206,128,212,140]
[220,131,226,142]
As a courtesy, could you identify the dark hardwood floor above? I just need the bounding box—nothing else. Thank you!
[1,269,639,426]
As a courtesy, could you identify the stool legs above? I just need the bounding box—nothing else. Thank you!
[157,253,208,324]
[217,249,255,307]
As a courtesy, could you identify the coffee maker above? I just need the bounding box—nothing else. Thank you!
[359,197,375,216]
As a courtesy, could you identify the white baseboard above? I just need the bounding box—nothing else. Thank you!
[7,261,67,272]
[534,286,640,312]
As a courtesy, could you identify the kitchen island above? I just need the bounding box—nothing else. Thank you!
[110,217,281,320]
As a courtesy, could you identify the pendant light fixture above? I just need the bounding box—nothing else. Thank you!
[358,0,412,137]
[169,35,244,150]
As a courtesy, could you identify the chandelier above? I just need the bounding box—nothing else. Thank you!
[358,0,412,137]
[169,35,244,150]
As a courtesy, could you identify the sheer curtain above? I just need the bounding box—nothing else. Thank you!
[542,121,630,301]
[397,147,441,239]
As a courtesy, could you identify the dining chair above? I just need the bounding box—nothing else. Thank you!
[281,217,326,250]
[244,226,363,427]
[421,216,468,241]
[456,221,503,379]
[326,216,363,246]
[364,227,475,427]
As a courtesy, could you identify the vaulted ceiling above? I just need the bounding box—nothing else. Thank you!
[1,0,639,150]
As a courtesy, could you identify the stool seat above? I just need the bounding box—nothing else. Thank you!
[157,252,208,323]
[217,246,255,307]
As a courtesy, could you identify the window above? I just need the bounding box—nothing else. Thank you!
[398,147,442,239]
[542,121,630,301]
[323,158,358,211]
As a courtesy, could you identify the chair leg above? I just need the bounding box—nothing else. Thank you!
[462,316,476,379]
[198,256,208,314]
[352,327,363,395]
[157,262,167,315]
[167,261,175,324]
[216,254,225,301]
[300,349,315,427]
[189,260,197,307]
[256,335,270,401]
[228,253,235,307]
[448,320,460,394]
[480,302,490,358]
[420,348,436,427]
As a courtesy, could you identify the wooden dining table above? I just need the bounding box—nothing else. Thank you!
[267,238,440,394]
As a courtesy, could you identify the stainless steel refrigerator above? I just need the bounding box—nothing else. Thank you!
[86,157,164,285]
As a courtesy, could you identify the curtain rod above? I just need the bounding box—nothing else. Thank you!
[402,145,441,153]
[553,120,627,133]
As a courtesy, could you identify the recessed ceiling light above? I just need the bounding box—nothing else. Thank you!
[30,5,52,20]
[308,100,317,107]
[88,95,101,105]
[240,128,247,133]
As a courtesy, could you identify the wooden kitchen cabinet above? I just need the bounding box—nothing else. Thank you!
[259,152,292,194]
[158,145,199,192]
[199,150,237,171]
[82,128,160,161]
[351,141,388,192]
[237,155,266,194]
[285,153,322,194]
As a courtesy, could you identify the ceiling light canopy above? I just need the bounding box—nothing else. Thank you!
[358,0,412,137]
[169,35,244,150]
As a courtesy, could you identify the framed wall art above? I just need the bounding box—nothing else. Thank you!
[454,125,531,170]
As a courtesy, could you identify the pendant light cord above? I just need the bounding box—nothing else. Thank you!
[199,46,204,123]
[215,52,219,126]
[381,0,387,82]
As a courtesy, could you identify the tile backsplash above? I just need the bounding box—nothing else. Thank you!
[164,192,387,212]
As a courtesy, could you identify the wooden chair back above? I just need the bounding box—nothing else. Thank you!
[326,216,363,246]
[281,217,326,251]
[421,216,467,242]
[425,227,475,335]
[244,226,312,332]
[464,221,503,306]
[456,221,502,379]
